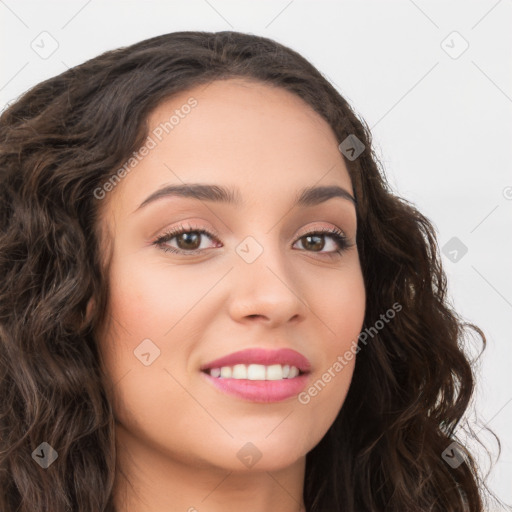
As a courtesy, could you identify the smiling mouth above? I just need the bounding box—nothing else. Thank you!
[202,363,306,380]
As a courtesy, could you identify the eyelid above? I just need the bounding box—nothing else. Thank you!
[154,221,220,242]
[295,223,347,238]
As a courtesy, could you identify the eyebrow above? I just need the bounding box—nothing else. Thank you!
[134,183,356,212]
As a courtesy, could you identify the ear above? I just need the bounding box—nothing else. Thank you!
[84,297,96,324]
[70,297,97,333]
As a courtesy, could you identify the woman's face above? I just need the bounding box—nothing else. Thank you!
[96,78,366,473]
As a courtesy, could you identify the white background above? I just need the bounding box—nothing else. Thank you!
[1,0,511,508]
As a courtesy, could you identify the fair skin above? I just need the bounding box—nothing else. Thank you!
[95,78,366,512]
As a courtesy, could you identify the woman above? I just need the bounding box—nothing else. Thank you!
[0,30,500,512]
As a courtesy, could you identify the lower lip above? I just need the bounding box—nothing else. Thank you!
[201,371,310,403]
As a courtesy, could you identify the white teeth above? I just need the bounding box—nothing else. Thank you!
[220,366,232,378]
[206,364,301,380]
[247,364,266,380]
[265,364,283,380]
[288,366,299,378]
[232,364,247,379]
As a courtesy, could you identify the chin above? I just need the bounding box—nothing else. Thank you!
[203,435,311,473]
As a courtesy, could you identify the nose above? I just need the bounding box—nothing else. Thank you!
[227,242,308,328]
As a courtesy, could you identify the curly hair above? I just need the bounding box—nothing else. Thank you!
[0,30,501,511]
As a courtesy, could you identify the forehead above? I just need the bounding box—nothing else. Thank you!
[148,77,337,149]
[107,78,353,215]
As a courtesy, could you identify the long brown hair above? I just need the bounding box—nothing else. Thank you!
[0,30,502,511]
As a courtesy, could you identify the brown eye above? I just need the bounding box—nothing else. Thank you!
[300,234,325,252]
[293,228,350,255]
[175,232,202,251]
[154,227,220,255]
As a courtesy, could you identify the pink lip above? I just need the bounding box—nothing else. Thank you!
[201,372,310,403]
[199,348,312,403]
[200,348,311,373]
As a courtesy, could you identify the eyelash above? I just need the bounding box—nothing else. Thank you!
[153,223,352,258]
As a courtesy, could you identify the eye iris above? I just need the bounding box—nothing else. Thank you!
[302,234,324,251]
[177,232,201,250]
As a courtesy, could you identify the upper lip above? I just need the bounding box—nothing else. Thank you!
[200,348,311,373]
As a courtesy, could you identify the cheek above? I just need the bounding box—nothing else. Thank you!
[298,258,365,431]
[97,249,218,424]
[106,250,210,335]
[297,347,358,448]
[97,256,201,454]
[307,255,366,347]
